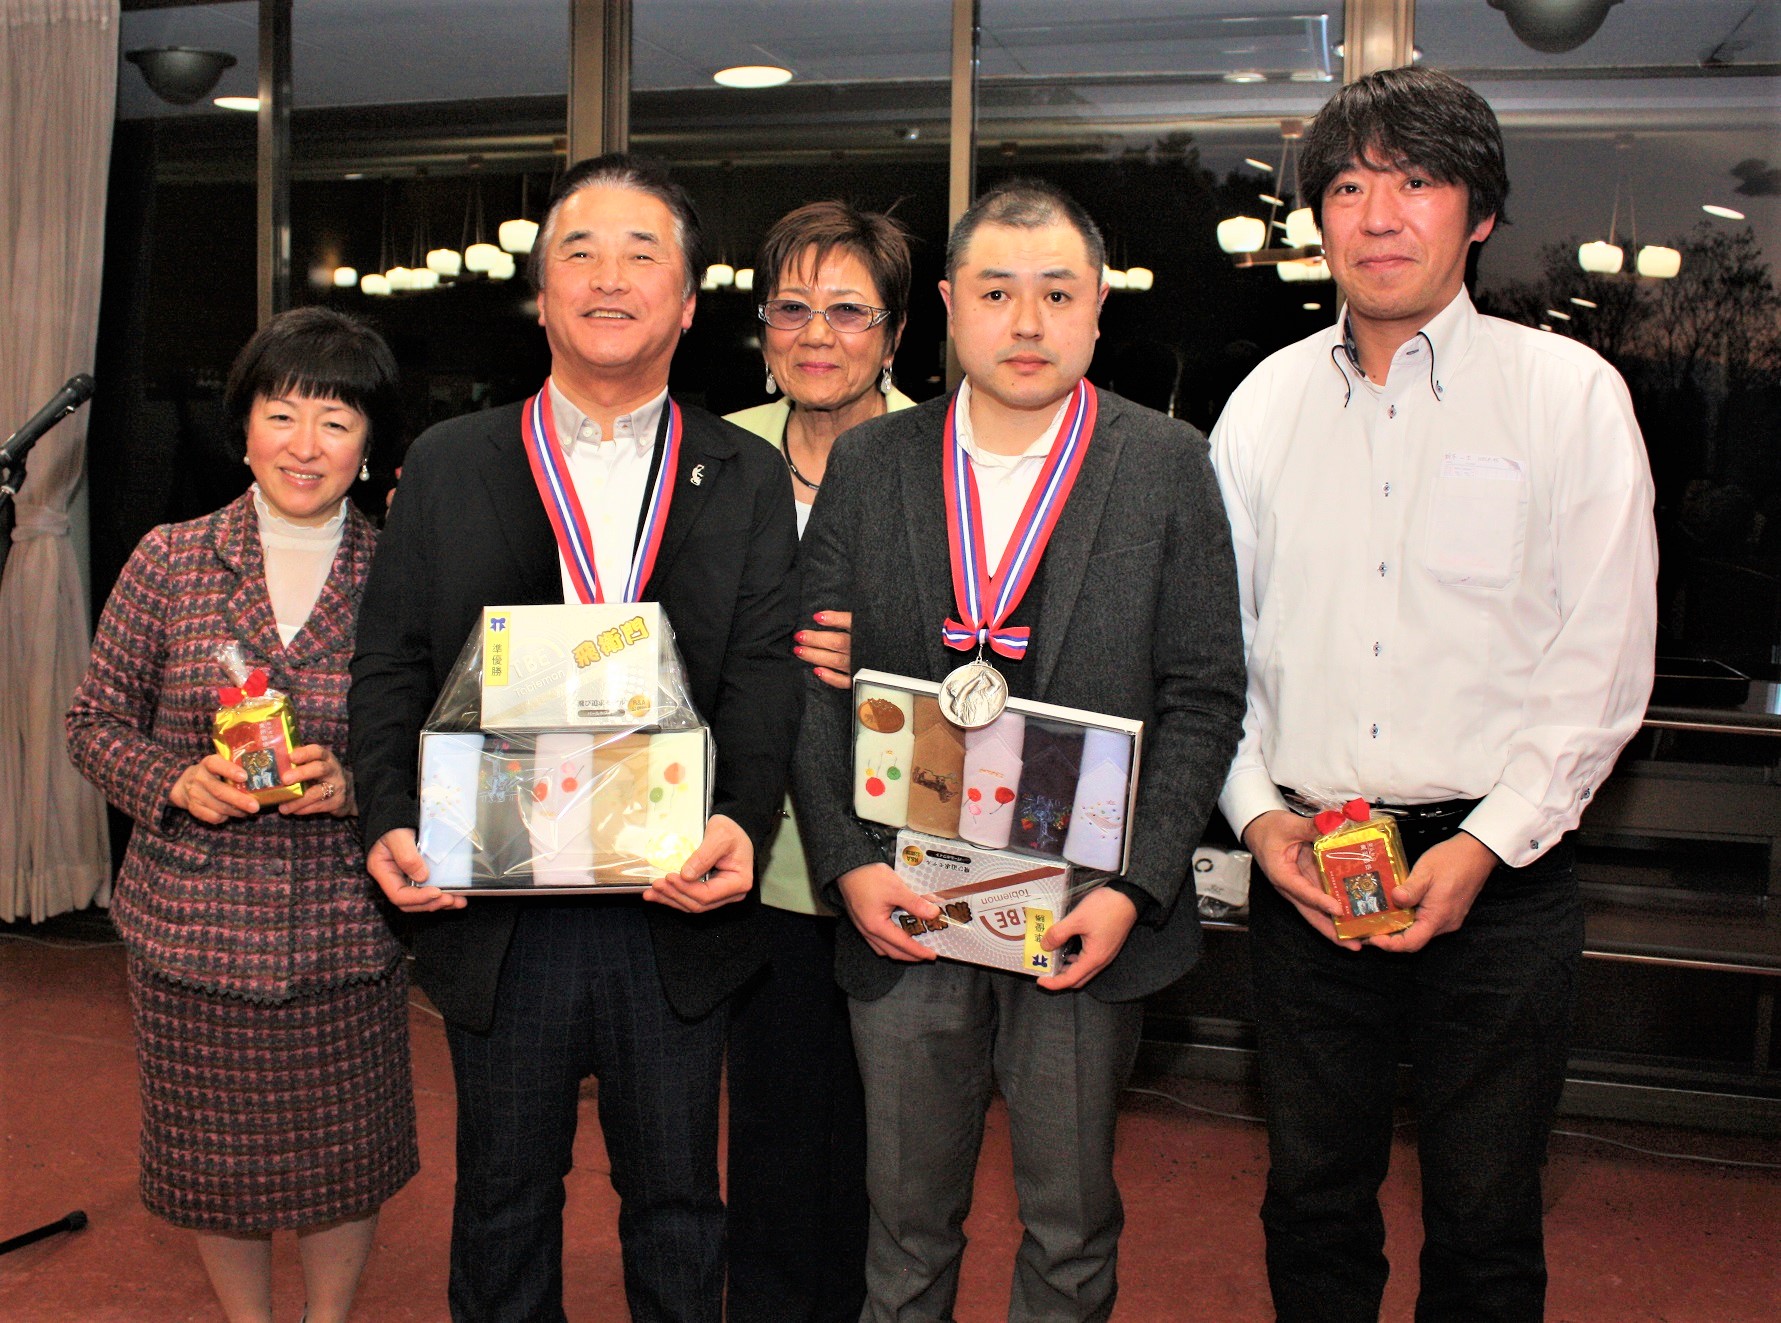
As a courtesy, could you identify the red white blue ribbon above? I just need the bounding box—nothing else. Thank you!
[942,379,1098,661]
[521,387,681,604]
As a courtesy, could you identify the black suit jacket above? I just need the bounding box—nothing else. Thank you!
[350,397,801,1030]
[791,389,1247,1003]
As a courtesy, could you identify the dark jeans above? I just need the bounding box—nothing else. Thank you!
[444,902,727,1323]
[1249,822,1583,1323]
[725,907,869,1323]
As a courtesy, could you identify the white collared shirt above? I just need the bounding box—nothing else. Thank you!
[1211,288,1658,867]
[953,378,1072,576]
[547,378,667,603]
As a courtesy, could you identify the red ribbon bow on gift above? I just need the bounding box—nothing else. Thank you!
[217,667,270,708]
[1313,797,1372,836]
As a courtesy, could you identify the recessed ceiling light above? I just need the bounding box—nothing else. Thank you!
[1224,71,1267,84]
[214,95,259,111]
[1545,309,1572,320]
[343,171,364,180]
[1570,296,1597,308]
[1539,323,1553,332]
[1258,193,1285,207]
[713,65,793,89]
[1302,302,1322,311]
[1703,203,1746,220]
[1244,157,1273,172]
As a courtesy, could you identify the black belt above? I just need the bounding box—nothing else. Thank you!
[1280,788,1479,823]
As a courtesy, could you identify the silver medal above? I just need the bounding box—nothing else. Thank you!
[938,658,1008,729]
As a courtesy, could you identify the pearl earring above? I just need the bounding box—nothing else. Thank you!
[880,364,893,396]
[765,367,778,397]
[242,454,250,466]
[359,458,371,483]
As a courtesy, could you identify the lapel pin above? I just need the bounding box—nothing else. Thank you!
[691,464,705,486]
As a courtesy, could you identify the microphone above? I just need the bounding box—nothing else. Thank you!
[0,373,97,470]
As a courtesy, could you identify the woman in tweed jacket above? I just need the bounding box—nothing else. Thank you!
[67,308,416,1323]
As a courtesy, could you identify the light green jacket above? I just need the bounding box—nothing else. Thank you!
[726,388,918,912]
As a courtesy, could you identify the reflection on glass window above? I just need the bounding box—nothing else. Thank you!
[977,3,1345,426]
[1422,0,1781,679]
[633,0,955,412]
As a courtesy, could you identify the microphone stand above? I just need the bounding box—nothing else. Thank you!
[0,392,88,516]
[0,383,93,1248]
[0,1210,88,1258]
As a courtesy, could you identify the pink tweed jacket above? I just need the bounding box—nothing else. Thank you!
[67,491,400,1001]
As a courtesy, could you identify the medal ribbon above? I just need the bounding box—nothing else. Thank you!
[521,387,681,603]
[942,379,1097,660]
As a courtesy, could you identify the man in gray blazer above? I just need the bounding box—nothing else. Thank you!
[792,179,1246,1322]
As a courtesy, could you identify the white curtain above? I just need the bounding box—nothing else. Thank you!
[0,0,117,921]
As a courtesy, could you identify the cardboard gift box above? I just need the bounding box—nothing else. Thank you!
[851,669,1143,877]
[890,830,1102,977]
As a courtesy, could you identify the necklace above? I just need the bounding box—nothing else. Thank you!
[781,415,821,492]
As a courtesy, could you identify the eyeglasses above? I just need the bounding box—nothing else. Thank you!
[757,299,892,334]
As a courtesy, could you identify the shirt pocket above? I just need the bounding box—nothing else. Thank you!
[1422,454,1528,590]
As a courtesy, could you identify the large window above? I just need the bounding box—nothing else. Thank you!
[1419,0,1781,677]
[96,0,1781,682]
[631,0,956,411]
[976,2,1347,427]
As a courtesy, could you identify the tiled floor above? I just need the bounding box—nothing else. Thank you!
[3,913,1778,1321]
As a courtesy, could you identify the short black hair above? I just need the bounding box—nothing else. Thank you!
[222,306,403,469]
[528,152,706,298]
[757,200,914,338]
[1298,66,1509,233]
[944,179,1107,284]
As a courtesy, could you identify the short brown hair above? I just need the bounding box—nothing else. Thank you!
[756,200,914,336]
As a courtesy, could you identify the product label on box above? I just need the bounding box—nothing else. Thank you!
[891,830,1079,976]
[479,604,661,729]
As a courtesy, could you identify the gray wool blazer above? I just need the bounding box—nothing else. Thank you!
[791,388,1247,1004]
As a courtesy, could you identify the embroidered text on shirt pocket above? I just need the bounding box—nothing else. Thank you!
[1423,453,1527,589]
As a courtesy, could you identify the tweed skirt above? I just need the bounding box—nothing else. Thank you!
[128,957,420,1233]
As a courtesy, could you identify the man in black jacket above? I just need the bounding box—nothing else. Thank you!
[350,154,800,1323]
[793,180,1246,1322]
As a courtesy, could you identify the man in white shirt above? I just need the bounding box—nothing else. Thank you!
[1211,67,1657,1322]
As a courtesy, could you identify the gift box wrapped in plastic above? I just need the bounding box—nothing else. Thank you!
[416,603,711,893]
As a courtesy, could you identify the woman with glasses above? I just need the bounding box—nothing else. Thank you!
[723,200,913,1323]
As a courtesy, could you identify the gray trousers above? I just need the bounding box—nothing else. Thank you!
[848,961,1144,1323]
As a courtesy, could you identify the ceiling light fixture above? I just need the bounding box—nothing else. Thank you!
[713,65,793,89]
[214,96,260,112]
[1570,296,1598,308]
[1125,266,1154,292]
[1703,203,1746,220]
[332,266,358,289]
[1243,157,1273,172]
[125,47,237,105]
[1223,71,1267,84]
[1578,138,1678,280]
[1222,119,1320,268]
[1488,0,1625,55]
